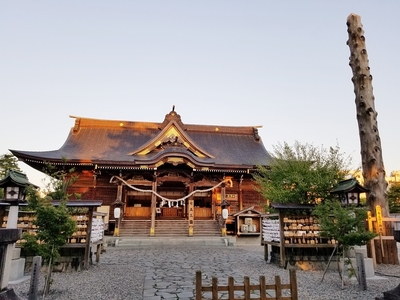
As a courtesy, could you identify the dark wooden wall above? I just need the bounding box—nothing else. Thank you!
[67,170,267,214]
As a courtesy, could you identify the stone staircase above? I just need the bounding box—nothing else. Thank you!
[193,220,221,236]
[119,219,221,237]
[119,220,150,237]
[108,219,235,248]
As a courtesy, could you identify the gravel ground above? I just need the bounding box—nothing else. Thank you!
[9,245,400,300]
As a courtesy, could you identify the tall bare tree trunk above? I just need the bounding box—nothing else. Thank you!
[346,13,389,217]
[347,13,398,266]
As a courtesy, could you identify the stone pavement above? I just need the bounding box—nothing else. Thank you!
[10,237,400,300]
[103,237,267,300]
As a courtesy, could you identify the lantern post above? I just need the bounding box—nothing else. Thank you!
[220,199,230,237]
[0,170,36,292]
[112,202,123,237]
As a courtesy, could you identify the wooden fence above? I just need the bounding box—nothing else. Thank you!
[367,207,400,266]
[195,269,298,300]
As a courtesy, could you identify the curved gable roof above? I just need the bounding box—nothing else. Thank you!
[128,120,215,159]
[11,109,272,172]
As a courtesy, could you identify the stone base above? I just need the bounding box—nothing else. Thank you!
[223,237,236,246]
[11,248,21,260]
[9,258,25,282]
[340,257,375,279]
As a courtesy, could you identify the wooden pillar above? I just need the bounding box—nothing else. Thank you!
[221,183,227,236]
[239,177,243,211]
[278,209,286,268]
[150,179,157,237]
[92,171,97,200]
[116,184,123,203]
[84,207,94,270]
[212,179,216,220]
[113,184,123,237]
[212,195,216,221]
[264,244,269,262]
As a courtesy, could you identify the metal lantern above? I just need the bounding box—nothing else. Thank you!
[331,178,369,207]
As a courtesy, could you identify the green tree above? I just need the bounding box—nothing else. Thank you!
[0,153,22,178]
[254,141,352,209]
[22,160,78,296]
[23,187,76,261]
[0,153,23,198]
[41,159,78,200]
[313,200,376,248]
[312,200,376,284]
[23,186,76,295]
[388,182,400,214]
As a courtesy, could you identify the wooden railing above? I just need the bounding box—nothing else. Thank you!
[195,269,298,300]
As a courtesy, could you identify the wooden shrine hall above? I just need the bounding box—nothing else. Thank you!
[11,107,272,236]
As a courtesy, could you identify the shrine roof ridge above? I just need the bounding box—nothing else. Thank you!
[69,115,262,134]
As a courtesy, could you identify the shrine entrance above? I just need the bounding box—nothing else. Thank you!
[193,191,213,219]
[122,179,215,220]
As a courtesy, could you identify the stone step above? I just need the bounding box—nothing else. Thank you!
[105,236,237,248]
[119,219,221,237]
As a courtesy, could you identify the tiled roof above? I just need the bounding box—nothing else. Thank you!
[330,178,369,194]
[0,170,38,188]
[11,110,272,171]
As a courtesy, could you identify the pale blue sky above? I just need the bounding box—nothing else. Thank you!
[1,1,400,188]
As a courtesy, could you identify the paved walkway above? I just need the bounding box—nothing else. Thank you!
[104,243,267,300]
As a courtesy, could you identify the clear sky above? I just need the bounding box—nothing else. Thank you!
[1,1,399,188]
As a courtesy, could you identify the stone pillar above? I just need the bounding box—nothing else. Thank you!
[6,206,18,229]
[4,204,26,284]
[0,228,22,299]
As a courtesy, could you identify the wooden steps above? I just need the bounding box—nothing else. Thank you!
[119,219,221,237]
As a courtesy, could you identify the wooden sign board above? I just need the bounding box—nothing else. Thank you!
[376,205,383,234]
[188,199,194,227]
[226,193,238,201]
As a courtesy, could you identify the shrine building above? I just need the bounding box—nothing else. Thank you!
[10,108,272,236]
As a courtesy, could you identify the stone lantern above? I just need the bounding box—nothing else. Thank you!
[0,169,37,294]
[0,170,37,228]
[219,199,230,236]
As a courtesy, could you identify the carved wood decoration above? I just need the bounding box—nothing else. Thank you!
[346,13,389,216]
[128,121,214,159]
